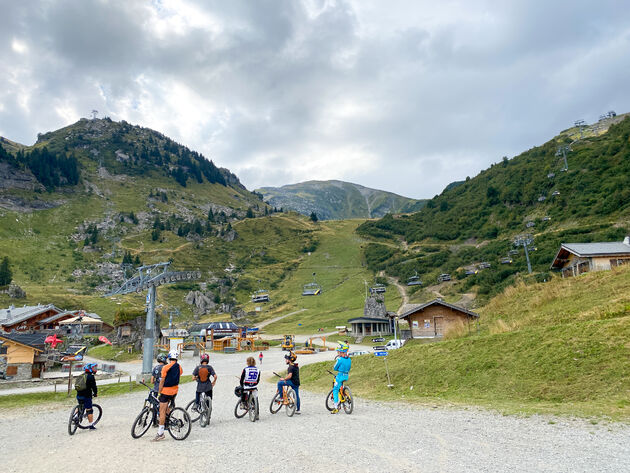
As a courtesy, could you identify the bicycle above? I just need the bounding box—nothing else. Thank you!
[131,382,191,440]
[185,391,212,427]
[68,399,102,435]
[325,370,353,414]
[269,372,297,417]
[234,386,259,422]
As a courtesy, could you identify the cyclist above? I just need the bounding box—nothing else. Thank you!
[331,342,351,414]
[76,363,98,430]
[240,356,260,420]
[151,354,167,392]
[276,351,300,415]
[153,351,183,441]
[192,353,217,411]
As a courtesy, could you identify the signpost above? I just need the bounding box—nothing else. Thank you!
[374,351,393,388]
[372,337,385,343]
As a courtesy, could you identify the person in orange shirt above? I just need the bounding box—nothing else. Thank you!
[153,351,183,441]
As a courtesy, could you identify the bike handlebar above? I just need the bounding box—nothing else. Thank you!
[272,372,281,378]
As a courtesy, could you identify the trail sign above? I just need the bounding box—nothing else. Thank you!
[61,355,83,362]
[372,337,385,343]
[374,351,388,357]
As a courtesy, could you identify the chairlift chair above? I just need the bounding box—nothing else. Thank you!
[251,289,270,303]
[302,273,322,296]
[500,257,513,264]
[370,282,386,294]
[406,272,423,286]
[437,273,451,283]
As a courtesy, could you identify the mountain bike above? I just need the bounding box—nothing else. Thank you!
[270,372,297,417]
[234,386,259,422]
[185,391,212,427]
[131,382,191,440]
[68,399,102,435]
[325,370,353,414]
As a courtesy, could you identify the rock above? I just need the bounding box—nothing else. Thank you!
[8,284,26,299]
[221,229,238,242]
[364,295,387,317]
[184,290,216,315]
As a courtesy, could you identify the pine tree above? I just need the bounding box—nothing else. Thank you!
[0,257,13,286]
[310,212,318,222]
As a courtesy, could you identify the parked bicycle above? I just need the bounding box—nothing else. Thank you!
[270,372,297,417]
[185,391,212,428]
[234,385,259,422]
[131,382,191,440]
[68,399,102,435]
[325,370,353,414]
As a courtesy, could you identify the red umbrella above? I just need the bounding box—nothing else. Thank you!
[98,335,112,346]
[44,334,64,348]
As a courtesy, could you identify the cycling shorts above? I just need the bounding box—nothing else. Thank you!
[76,396,93,410]
[159,393,176,404]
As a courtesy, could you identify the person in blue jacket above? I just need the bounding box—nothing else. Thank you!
[331,342,351,414]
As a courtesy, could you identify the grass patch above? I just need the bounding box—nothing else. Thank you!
[89,344,142,362]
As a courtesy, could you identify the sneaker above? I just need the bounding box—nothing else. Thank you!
[294,411,301,415]
[330,408,339,414]
[152,433,166,442]
[87,425,97,430]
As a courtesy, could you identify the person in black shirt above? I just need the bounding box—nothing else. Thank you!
[76,363,98,430]
[276,352,301,414]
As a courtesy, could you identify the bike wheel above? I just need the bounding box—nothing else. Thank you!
[285,389,296,417]
[131,407,153,438]
[199,398,211,428]
[325,389,335,411]
[342,387,354,414]
[185,399,201,423]
[269,392,282,414]
[166,407,191,441]
[234,399,248,418]
[78,404,102,429]
[248,395,258,422]
[68,405,79,436]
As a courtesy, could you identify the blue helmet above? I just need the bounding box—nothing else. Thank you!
[337,343,349,354]
[84,363,98,373]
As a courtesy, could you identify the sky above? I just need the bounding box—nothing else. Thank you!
[1,0,629,199]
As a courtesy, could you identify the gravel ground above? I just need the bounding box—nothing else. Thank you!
[0,350,628,473]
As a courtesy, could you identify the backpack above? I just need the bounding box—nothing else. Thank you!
[74,373,87,391]
[197,366,210,383]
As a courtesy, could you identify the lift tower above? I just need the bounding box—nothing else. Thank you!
[513,234,534,274]
[105,262,201,374]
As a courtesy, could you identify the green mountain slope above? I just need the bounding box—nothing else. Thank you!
[302,264,630,419]
[257,180,426,220]
[357,114,630,302]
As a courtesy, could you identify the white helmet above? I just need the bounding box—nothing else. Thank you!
[168,350,179,360]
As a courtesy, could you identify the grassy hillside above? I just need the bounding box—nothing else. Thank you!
[302,265,630,419]
[257,180,426,220]
[357,115,630,302]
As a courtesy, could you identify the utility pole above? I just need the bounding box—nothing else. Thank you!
[105,262,200,375]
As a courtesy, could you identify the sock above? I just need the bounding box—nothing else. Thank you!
[158,425,165,435]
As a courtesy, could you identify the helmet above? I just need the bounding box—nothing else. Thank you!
[168,350,179,360]
[84,363,98,373]
[200,353,209,363]
[284,351,297,363]
[156,354,167,364]
[337,342,349,354]
[234,386,243,397]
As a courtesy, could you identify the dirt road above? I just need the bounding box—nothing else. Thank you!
[1,349,628,473]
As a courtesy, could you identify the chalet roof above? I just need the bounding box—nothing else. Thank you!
[0,304,63,327]
[399,299,479,319]
[0,333,47,352]
[551,240,630,268]
[39,311,76,325]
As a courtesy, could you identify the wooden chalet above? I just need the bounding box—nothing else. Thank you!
[0,333,47,379]
[399,299,479,338]
[550,237,630,277]
[0,304,65,332]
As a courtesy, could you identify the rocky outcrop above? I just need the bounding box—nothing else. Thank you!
[184,290,217,315]
[8,284,26,299]
[364,295,387,318]
[0,162,43,191]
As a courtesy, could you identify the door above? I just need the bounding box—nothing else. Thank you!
[365,325,372,336]
[434,317,444,337]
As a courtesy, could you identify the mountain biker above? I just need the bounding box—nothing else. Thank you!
[331,343,351,414]
[153,351,183,441]
[151,354,167,392]
[277,351,300,415]
[192,353,217,411]
[240,356,260,420]
[76,363,98,430]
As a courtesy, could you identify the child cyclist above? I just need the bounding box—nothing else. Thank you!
[331,342,351,414]
[239,356,260,420]
[193,353,217,411]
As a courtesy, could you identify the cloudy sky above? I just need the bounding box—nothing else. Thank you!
[1,0,629,198]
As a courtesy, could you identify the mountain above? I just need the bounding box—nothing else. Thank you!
[256,180,426,220]
[357,113,630,302]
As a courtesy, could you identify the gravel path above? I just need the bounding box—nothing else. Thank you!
[1,350,628,473]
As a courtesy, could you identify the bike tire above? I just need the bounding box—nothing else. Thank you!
[131,407,153,439]
[199,398,211,428]
[269,392,282,414]
[167,407,191,441]
[285,389,297,417]
[248,395,258,422]
[68,405,79,436]
[185,399,201,423]
[325,389,335,411]
[234,399,248,418]
[77,403,102,429]
[342,387,354,414]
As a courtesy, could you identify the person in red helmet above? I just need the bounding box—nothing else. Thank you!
[192,353,217,411]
